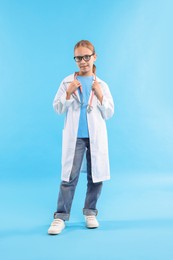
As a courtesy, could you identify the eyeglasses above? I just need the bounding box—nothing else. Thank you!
[74,53,94,62]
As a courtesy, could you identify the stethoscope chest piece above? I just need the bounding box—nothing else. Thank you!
[87,105,93,113]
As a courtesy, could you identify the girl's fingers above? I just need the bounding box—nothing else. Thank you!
[74,80,81,86]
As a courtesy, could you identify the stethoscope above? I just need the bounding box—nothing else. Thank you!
[73,72,96,113]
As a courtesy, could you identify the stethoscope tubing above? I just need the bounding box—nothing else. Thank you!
[73,72,95,112]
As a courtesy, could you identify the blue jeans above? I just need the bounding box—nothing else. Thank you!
[54,138,103,221]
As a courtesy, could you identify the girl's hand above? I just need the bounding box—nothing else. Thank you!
[92,80,103,104]
[66,80,81,100]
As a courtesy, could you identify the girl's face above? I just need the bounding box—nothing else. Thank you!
[74,46,96,76]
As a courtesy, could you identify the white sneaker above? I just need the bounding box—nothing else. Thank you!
[85,215,99,229]
[48,218,65,235]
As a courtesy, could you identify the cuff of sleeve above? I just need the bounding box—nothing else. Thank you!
[61,92,74,107]
[97,96,107,111]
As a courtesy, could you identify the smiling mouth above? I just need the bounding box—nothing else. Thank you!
[80,65,88,69]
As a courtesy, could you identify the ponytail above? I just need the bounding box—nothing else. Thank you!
[92,64,96,75]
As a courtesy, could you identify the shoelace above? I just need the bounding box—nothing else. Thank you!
[86,216,96,221]
[51,219,64,226]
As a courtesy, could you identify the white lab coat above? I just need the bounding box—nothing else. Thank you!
[53,73,114,183]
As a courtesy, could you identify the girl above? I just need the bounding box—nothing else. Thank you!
[48,40,114,235]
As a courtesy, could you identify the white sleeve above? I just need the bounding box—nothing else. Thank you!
[53,81,74,114]
[97,82,114,120]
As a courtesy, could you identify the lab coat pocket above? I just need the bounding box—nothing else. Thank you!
[61,129,76,176]
[96,126,108,154]
[62,128,75,149]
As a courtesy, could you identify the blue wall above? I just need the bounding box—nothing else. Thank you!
[0,0,173,179]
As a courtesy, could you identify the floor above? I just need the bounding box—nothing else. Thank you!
[1,171,173,260]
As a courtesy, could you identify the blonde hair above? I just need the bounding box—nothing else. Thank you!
[74,40,96,74]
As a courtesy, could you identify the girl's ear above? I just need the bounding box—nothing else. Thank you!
[93,53,97,61]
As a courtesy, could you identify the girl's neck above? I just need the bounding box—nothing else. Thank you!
[78,71,93,77]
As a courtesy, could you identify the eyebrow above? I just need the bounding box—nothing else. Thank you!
[74,53,93,56]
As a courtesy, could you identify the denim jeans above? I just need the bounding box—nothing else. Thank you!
[54,138,103,221]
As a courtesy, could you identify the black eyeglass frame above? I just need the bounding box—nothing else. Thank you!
[73,53,95,62]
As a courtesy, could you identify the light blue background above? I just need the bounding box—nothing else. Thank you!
[1,0,173,259]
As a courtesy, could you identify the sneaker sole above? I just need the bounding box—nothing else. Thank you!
[48,230,61,235]
[48,226,65,235]
[86,224,99,229]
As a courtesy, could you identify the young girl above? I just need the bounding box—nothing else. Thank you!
[48,40,114,235]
